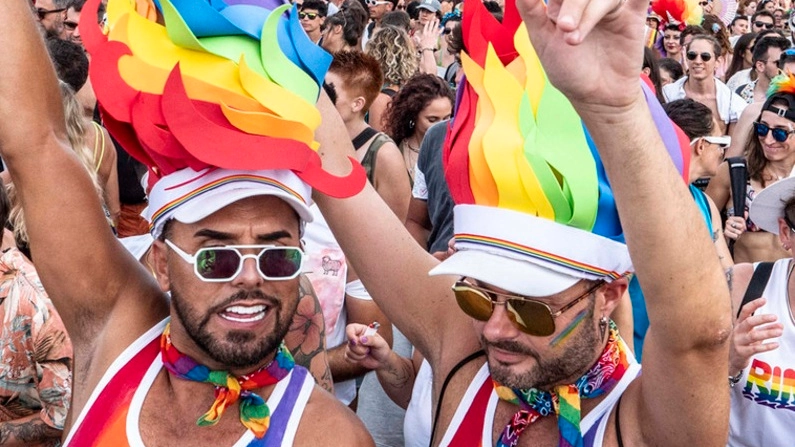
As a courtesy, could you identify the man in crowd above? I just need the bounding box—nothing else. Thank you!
[0,179,72,446]
[737,35,790,103]
[317,0,733,446]
[33,0,72,39]
[752,10,776,33]
[299,0,326,45]
[1,0,372,445]
[363,0,396,47]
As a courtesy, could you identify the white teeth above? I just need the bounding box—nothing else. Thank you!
[221,313,266,323]
[225,305,266,315]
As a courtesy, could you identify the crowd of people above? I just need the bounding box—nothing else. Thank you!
[2,0,794,445]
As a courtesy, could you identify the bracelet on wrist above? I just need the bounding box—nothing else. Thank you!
[421,47,435,52]
[729,370,743,387]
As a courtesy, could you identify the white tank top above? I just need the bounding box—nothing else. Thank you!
[729,259,795,447]
[403,359,433,447]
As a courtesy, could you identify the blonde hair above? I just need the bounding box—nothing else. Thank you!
[7,82,108,245]
[365,26,418,87]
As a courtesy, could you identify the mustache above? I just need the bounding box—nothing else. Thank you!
[208,290,278,314]
[481,338,539,358]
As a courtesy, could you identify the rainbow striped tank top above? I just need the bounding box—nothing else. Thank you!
[64,320,314,446]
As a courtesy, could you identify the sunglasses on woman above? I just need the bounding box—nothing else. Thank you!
[165,240,304,282]
[686,51,713,62]
[452,278,605,337]
[754,122,795,143]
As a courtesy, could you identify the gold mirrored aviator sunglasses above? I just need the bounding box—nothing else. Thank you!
[452,278,605,336]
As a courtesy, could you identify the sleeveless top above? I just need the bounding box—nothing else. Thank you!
[439,343,641,447]
[63,319,314,447]
[729,259,795,447]
[404,359,433,447]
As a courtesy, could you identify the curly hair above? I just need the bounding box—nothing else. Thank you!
[384,74,454,145]
[365,26,418,87]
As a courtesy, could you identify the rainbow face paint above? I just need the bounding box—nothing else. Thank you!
[549,309,589,348]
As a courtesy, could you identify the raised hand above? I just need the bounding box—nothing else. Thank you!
[730,297,783,376]
[516,0,646,109]
[344,323,393,371]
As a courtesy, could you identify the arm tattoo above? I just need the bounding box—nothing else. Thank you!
[0,418,61,445]
[286,276,333,392]
[726,268,733,292]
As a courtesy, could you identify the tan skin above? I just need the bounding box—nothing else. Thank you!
[313,0,732,446]
[0,1,370,444]
[682,39,729,135]
[707,109,795,263]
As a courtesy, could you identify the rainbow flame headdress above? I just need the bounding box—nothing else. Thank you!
[80,0,365,233]
[429,0,691,297]
[651,0,704,28]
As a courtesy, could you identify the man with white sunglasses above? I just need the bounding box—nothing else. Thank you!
[362,0,396,48]
[0,0,373,445]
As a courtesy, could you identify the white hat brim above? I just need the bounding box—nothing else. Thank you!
[749,176,795,234]
[429,249,580,297]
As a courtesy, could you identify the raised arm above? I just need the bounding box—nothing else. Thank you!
[0,1,165,346]
[313,94,478,370]
[516,0,732,444]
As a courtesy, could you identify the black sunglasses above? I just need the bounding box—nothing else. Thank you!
[754,21,775,29]
[452,278,605,336]
[754,122,795,143]
[686,51,713,62]
[298,11,320,19]
[36,7,66,20]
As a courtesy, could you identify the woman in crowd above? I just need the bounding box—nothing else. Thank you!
[702,14,734,80]
[726,32,758,91]
[740,0,758,16]
[321,1,367,54]
[383,74,453,184]
[707,75,795,263]
[365,25,419,132]
[661,23,684,62]
[659,57,684,86]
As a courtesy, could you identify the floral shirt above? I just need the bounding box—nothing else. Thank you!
[0,248,72,430]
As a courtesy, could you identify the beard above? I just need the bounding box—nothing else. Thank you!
[483,308,602,391]
[171,288,298,369]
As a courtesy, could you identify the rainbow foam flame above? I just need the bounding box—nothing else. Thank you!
[651,0,704,27]
[81,0,365,197]
[445,0,690,240]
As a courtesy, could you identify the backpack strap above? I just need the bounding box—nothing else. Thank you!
[737,262,774,319]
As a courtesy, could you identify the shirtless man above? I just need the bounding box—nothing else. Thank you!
[0,1,371,445]
[314,0,733,445]
[663,35,747,136]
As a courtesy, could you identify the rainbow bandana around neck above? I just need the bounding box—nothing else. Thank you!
[160,323,295,438]
[80,0,365,200]
[494,321,630,447]
[429,0,691,298]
